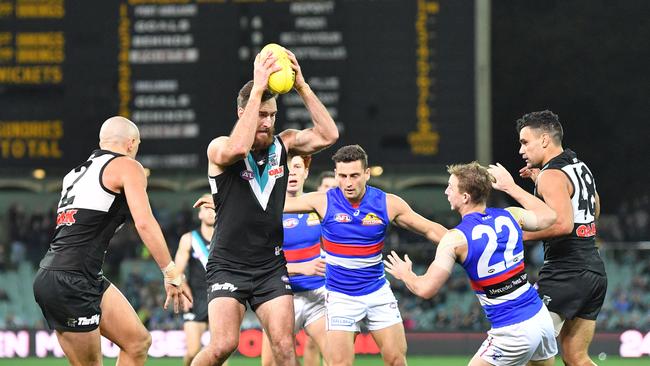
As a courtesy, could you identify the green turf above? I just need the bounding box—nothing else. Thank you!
[0,356,647,365]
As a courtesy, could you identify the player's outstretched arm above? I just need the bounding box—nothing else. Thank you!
[284,191,327,216]
[280,50,338,156]
[384,230,463,299]
[387,194,447,244]
[208,52,282,167]
[112,157,193,313]
[521,169,573,241]
[488,163,557,231]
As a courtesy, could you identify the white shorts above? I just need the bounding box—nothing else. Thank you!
[294,286,326,334]
[476,305,558,365]
[326,282,402,332]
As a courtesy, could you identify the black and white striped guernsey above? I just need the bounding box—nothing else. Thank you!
[40,149,129,279]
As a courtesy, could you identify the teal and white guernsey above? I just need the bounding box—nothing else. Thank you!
[207,136,289,270]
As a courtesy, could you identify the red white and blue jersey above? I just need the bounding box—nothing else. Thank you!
[456,207,542,328]
[283,212,325,292]
[321,186,389,296]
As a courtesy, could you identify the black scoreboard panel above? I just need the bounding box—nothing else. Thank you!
[0,0,474,170]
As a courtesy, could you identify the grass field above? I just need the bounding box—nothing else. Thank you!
[0,356,647,365]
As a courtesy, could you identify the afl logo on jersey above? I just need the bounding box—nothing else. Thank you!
[334,213,352,223]
[240,170,254,180]
[283,218,299,228]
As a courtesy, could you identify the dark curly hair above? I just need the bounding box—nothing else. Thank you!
[515,110,563,144]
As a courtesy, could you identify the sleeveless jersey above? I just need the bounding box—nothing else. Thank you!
[456,207,542,328]
[535,149,605,275]
[207,136,288,271]
[282,212,325,292]
[186,230,209,296]
[321,186,389,296]
[40,150,129,279]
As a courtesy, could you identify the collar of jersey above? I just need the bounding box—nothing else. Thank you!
[246,137,277,190]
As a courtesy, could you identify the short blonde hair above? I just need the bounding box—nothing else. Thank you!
[446,161,492,204]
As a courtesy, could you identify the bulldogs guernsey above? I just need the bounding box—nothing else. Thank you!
[282,212,325,292]
[321,186,389,296]
[456,207,542,328]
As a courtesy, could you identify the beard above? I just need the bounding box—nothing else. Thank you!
[253,125,275,149]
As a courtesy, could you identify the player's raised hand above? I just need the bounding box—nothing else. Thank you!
[488,163,516,192]
[253,51,282,91]
[284,49,307,92]
[193,195,215,210]
[383,251,413,281]
[519,166,540,183]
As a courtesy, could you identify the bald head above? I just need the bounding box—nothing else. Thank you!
[99,116,139,145]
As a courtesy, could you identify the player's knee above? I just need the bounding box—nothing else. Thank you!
[206,339,238,361]
[271,336,296,357]
[123,331,151,359]
[382,353,407,366]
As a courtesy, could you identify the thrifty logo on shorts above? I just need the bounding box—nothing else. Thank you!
[211,282,238,292]
[67,314,100,327]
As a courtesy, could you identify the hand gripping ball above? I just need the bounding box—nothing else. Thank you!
[261,43,295,94]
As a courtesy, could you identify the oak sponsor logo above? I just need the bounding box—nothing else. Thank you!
[56,209,78,227]
[268,166,284,178]
[576,223,597,237]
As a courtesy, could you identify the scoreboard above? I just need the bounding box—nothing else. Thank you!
[0,0,475,170]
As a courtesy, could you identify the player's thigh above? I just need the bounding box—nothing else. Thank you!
[99,284,150,349]
[56,328,102,366]
[206,297,246,347]
[256,294,295,342]
[370,322,407,357]
[184,321,208,354]
[305,315,327,355]
[326,330,356,366]
[469,354,497,366]
[559,316,596,353]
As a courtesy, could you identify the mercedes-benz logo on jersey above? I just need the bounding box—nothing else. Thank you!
[240,170,254,180]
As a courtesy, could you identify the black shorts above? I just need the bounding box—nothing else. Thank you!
[33,268,111,332]
[206,262,292,311]
[536,268,607,320]
[184,286,208,323]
